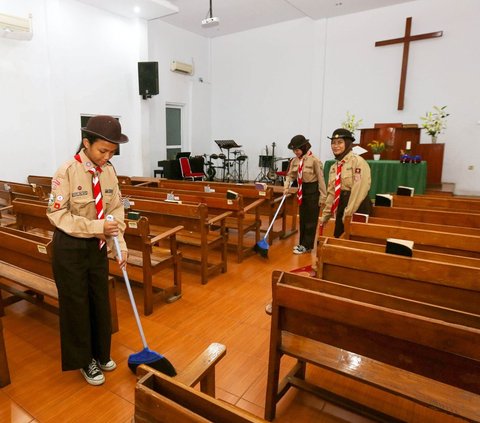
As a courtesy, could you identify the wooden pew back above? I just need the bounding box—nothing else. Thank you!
[27,175,53,194]
[343,217,480,258]
[318,240,480,318]
[392,193,480,212]
[372,205,480,228]
[265,270,480,422]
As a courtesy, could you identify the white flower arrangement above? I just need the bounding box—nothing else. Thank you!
[420,105,449,137]
[341,111,363,133]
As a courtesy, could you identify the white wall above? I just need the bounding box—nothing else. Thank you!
[211,0,480,193]
[0,0,146,181]
[146,20,211,173]
[211,18,327,181]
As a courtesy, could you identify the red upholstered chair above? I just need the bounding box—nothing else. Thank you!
[179,157,204,181]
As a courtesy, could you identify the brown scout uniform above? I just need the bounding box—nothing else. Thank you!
[47,148,126,371]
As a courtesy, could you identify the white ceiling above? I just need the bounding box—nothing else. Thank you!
[77,0,417,38]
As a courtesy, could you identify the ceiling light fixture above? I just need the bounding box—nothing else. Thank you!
[202,0,219,27]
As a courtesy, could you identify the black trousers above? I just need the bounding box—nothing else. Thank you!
[334,191,373,238]
[52,229,112,371]
[298,182,320,250]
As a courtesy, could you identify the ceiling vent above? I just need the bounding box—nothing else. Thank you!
[0,12,33,41]
[170,61,193,75]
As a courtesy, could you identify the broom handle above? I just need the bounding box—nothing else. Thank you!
[107,216,148,349]
[263,193,288,240]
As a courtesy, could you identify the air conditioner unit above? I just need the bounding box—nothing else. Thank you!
[0,12,32,41]
[170,61,193,75]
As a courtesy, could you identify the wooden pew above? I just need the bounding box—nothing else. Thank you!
[0,317,10,387]
[108,216,183,316]
[130,177,297,244]
[0,226,118,331]
[343,216,480,258]
[265,270,480,422]
[135,343,266,423]
[27,174,53,194]
[316,239,480,320]
[391,193,480,212]
[128,198,230,284]
[321,236,480,268]
[371,205,480,228]
[121,185,262,263]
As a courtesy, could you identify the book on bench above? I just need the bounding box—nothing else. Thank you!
[226,190,239,200]
[385,238,414,257]
[375,193,393,207]
[396,186,415,196]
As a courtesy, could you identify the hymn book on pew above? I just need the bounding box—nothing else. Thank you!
[375,193,393,207]
[396,186,415,196]
[385,238,414,257]
[226,190,239,200]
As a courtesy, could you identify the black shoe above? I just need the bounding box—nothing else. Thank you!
[80,359,105,385]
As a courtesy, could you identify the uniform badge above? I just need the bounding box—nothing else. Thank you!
[354,168,361,182]
[48,193,54,206]
[53,202,61,209]
[86,162,92,167]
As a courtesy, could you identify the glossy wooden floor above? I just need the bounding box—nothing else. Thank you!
[0,223,467,423]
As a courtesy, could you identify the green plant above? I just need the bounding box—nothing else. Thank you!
[367,140,385,154]
[420,105,449,137]
[341,111,363,133]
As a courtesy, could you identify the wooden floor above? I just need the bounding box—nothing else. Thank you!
[0,222,468,423]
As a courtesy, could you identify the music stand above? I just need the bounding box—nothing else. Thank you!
[214,140,242,150]
[214,140,242,182]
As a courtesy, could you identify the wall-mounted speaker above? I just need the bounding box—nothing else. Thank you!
[138,62,159,99]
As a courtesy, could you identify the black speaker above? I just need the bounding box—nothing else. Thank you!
[138,62,159,98]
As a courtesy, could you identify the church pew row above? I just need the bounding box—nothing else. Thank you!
[127,197,230,284]
[0,226,119,386]
[128,177,297,244]
[343,216,480,258]
[316,238,480,321]
[0,317,10,387]
[371,204,480,228]
[391,193,480,212]
[135,344,266,423]
[121,184,262,263]
[9,198,185,314]
[0,226,119,331]
[265,270,480,422]
[108,216,184,316]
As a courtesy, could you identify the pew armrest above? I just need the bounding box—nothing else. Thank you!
[207,211,232,226]
[137,342,226,397]
[149,225,184,246]
[243,198,265,213]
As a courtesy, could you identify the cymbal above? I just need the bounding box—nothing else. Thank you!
[275,157,290,162]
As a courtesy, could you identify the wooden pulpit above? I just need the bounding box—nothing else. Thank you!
[359,125,420,160]
[359,124,444,186]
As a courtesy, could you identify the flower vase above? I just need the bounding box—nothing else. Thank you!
[431,135,438,144]
[373,154,381,161]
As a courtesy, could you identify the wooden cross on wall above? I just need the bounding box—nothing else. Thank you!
[375,17,443,110]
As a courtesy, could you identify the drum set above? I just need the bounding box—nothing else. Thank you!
[204,140,248,182]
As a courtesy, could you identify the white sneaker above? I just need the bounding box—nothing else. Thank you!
[98,358,117,371]
[293,244,301,252]
[293,245,308,255]
[80,359,105,385]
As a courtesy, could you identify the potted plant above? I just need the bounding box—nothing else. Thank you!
[420,105,449,143]
[367,140,385,160]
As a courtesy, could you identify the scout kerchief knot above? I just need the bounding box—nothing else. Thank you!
[75,154,105,250]
[297,150,312,205]
[331,159,345,216]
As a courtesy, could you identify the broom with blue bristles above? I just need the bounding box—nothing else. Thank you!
[107,215,176,376]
